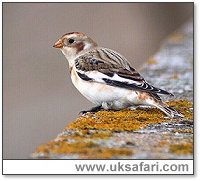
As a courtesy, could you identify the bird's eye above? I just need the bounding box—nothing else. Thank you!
[68,38,75,44]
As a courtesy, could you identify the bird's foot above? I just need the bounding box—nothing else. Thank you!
[79,105,103,115]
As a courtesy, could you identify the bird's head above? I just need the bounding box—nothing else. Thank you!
[53,32,97,63]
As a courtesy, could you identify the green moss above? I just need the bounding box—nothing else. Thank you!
[169,143,193,155]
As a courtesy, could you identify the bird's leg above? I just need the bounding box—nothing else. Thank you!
[79,105,103,115]
[129,105,151,110]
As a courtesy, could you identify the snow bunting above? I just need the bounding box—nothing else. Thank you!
[53,32,183,118]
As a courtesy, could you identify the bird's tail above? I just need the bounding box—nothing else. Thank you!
[155,102,184,118]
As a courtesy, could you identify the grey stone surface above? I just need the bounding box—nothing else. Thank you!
[110,21,193,159]
[32,21,193,159]
[141,21,193,102]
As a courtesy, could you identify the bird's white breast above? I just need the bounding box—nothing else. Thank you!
[70,66,141,108]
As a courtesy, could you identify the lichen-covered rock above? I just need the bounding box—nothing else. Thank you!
[141,21,193,102]
[32,21,193,159]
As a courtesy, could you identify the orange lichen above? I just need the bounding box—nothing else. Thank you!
[55,130,112,142]
[157,140,168,147]
[172,129,193,134]
[170,73,179,80]
[34,141,133,159]
[67,100,193,132]
[166,100,193,120]
[146,57,158,65]
[167,32,184,43]
[33,99,192,159]
[169,143,193,155]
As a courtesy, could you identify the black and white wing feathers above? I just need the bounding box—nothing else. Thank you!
[74,48,173,96]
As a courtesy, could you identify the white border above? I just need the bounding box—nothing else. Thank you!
[3,160,194,175]
[1,0,197,178]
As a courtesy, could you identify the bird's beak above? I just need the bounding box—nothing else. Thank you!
[53,39,64,48]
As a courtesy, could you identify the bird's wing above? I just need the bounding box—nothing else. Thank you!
[74,48,173,96]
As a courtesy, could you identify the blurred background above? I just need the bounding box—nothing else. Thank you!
[3,3,193,159]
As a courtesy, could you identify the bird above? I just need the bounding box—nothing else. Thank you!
[53,32,183,118]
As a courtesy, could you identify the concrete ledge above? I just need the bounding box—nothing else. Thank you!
[32,21,193,159]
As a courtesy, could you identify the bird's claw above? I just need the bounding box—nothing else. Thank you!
[79,105,103,115]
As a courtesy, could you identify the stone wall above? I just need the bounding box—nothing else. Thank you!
[32,21,193,159]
